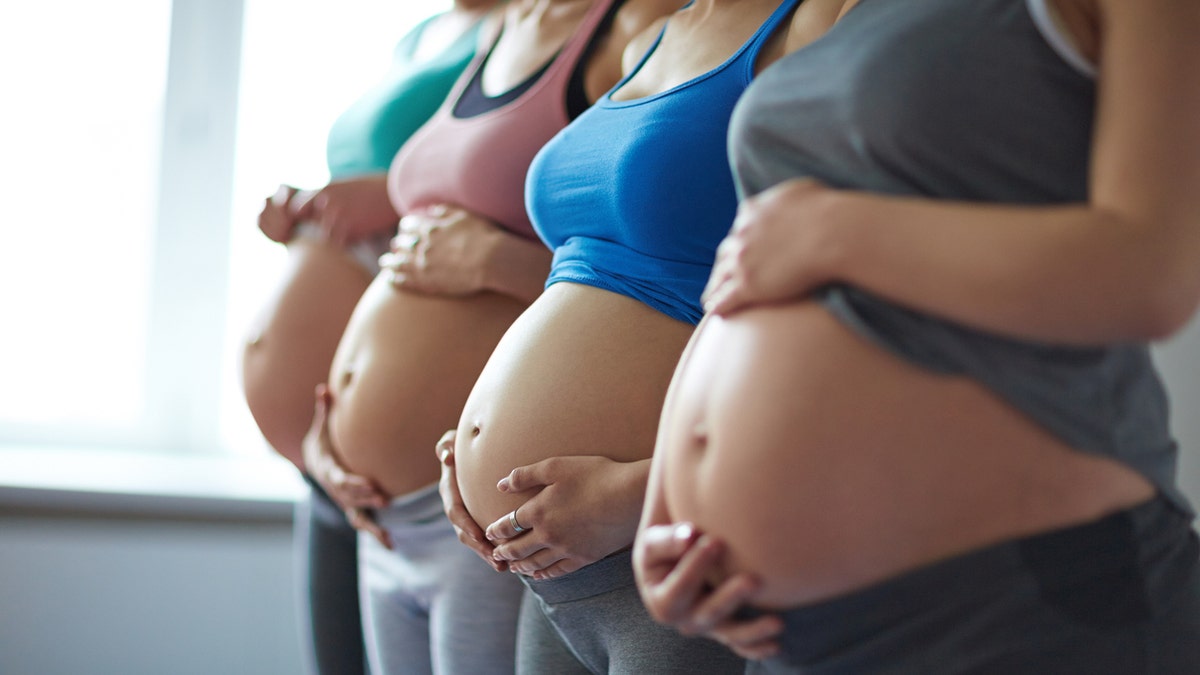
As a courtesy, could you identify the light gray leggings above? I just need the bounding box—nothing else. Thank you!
[358,483,525,675]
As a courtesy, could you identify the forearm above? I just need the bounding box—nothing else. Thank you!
[827,191,1200,344]
[482,231,553,304]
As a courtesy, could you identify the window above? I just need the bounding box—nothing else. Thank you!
[0,0,447,463]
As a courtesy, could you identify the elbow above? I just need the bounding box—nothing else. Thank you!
[1135,264,1200,341]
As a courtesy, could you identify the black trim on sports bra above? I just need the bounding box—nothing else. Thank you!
[452,37,558,118]
[565,0,625,120]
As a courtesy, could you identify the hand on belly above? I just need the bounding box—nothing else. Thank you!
[481,455,652,579]
[633,522,783,661]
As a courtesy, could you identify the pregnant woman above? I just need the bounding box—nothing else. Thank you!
[303,0,683,672]
[239,5,494,672]
[437,0,852,671]
[635,0,1200,672]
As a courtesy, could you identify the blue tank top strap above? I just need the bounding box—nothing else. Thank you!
[606,0,801,104]
[738,0,805,79]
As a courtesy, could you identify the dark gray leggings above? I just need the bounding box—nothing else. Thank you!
[749,496,1200,674]
[519,549,746,674]
[294,478,368,675]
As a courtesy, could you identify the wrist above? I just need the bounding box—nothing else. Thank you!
[479,226,509,294]
[809,187,860,286]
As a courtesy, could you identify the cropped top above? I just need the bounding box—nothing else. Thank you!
[526,0,801,325]
[729,0,1192,513]
[389,0,620,239]
[325,14,482,179]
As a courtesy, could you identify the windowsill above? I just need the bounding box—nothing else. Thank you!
[0,446,306,522]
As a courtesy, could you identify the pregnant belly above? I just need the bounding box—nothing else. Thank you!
[327,275,526,498]
[453,283,695,529]
[659,301,1154,609]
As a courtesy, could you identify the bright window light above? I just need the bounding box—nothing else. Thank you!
[0,1,170,433]
[221,0,451,456]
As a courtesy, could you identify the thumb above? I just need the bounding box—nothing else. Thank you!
[497,459,555,493]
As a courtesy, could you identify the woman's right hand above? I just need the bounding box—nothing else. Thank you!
[634,522,783,661]
[258,184,299,243]
[435,430,507,572]
[291,175,398,245]
[302,384,392,549]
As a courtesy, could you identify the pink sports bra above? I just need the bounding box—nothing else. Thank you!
[387,0,619,240]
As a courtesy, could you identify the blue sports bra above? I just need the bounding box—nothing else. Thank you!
[525,0,801,325]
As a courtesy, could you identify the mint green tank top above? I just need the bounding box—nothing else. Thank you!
[325,14,481,179]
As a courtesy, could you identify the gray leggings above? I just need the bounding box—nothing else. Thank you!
[520,549,746,674]
[358,483,525,675]
[748,496,1200,674]
[295,477,368,675]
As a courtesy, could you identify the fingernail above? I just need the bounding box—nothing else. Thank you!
[496,477,511,492]
[674,522,696,541]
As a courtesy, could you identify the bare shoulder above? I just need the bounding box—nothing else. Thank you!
[780,0,852,56]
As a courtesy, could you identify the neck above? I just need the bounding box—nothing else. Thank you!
[453,0,500,13]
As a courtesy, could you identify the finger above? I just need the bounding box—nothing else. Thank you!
[496,460,554,494]
[391,231,420,251]
[710,615,783,660]
[651,535,725,625]
[337,475,389,508]
[526,555,583,581]
[638,522,700,568]
[507,546,567,577]
[492,530,550,563]
[272,184,295,207]
[346,508,393,550]
[700,254,735,304]
[703,278,746,317]
[435,430,457,463]
[485,506,534,542]
[397,214,423,234]
[447,503,503,571]
[680,573,760,635]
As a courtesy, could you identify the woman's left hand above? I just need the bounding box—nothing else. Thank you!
[484,456,650,580]
[634,522,783,661]
[380,205,502,296]
[702,178,843,316]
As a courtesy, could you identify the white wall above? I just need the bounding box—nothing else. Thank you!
[0,505,301,675]
[1155,316,1200,503]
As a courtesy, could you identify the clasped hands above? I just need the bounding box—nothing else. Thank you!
[435,430,647,580]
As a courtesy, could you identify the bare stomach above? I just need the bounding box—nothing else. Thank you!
[660,300,1155,609]
[453,283,695,529]
[327,275,526,498]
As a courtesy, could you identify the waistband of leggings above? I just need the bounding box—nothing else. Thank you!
[522,547,636,604]
[373,482,445,525]
[766,494,1193,659]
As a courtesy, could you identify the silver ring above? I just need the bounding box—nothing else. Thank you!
[509,510,527,534]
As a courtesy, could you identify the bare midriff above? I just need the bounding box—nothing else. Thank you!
[327,275,526,498]
[659,300,1155,610]
[454,282,695,529]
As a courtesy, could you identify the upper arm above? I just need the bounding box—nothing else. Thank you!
[1088,0,1200,322]
[1090,0,1200,229]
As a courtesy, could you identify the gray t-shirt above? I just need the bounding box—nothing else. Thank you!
[728,0,1191,513]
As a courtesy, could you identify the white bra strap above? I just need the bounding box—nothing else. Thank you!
[1026,0,1097,78]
